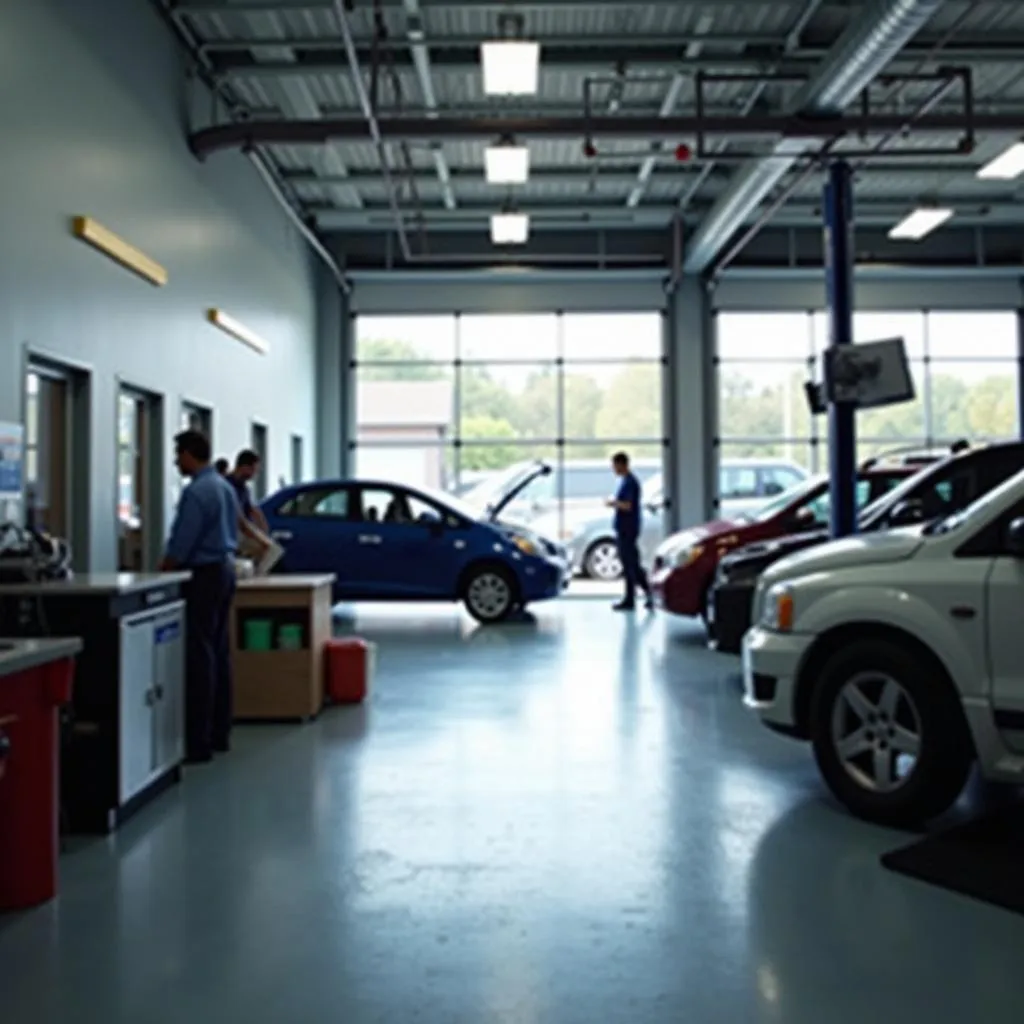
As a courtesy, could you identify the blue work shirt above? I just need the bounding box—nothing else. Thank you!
[227,472,255,522]
[165,466,239,567]
[614,472,642,538]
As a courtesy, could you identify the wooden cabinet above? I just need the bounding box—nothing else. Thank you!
[230,575,335,721]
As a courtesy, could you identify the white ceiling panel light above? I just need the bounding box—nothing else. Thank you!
[490,212,530,245]
[481,13,540,96]
[485,141,530,185]
[888,207,954,241]
[977,141,1024,181]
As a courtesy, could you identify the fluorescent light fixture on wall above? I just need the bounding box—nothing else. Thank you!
[888,207,954,241]
[490,212,530,245]
[485,142,530,184]
[71,216,168,286]
[977,141,1024,180]
[481,40,540,95]
[206,309,269,355]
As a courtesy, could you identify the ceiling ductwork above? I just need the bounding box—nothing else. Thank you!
[682,0,945,275]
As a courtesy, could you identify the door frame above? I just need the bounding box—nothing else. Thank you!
[115,378,165,572]
[24,348,93,571]
[250,418,269,500]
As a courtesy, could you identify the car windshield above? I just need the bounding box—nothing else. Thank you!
[743,475,825,523]
[924,467,1024,536]
[405,484,483,521]
[858,463,940,523]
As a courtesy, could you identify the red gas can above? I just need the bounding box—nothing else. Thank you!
[325,638,374,704]
[0,655,75,911]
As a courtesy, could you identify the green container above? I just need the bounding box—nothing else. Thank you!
[244,619,273,651]
[278,624,304,651]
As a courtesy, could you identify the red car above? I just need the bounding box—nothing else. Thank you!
[650,463,928,622]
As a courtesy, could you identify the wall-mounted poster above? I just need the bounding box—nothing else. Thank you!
[0,422,25,498]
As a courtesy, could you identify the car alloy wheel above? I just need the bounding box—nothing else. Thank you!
[585,540,623,581]
[810,638,974,826]
[466,571,513,622]
[830,672,922,794]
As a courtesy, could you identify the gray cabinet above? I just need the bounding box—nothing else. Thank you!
[118,602,185,805]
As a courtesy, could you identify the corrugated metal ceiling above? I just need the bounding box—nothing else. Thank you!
[176,0,1024,233]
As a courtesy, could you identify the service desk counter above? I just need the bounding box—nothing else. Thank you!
[231,574,335,722]
[0,573,190,833]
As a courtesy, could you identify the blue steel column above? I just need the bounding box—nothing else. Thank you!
[824,160,857,537]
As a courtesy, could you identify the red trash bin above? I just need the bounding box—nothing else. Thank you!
[325,638,374,704]
[0,656,75,911]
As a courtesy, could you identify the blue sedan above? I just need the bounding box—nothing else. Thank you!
[260,471,570,622]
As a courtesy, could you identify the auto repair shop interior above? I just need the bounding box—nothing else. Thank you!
[3,0,1024,1021]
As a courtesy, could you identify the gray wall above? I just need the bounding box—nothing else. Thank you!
[0,0,318,570]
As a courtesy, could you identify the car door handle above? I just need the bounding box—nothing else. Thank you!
[271,530,292,541]
[358,534,382,545]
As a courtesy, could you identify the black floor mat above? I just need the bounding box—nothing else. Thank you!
[881,804,1024,916]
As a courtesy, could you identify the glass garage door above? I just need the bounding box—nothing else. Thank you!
[714,309,1021,513]
[352,312,667,594]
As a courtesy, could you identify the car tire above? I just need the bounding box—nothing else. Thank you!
[464,565,517,624]
[583,538,623,581]
[809,639,973,827]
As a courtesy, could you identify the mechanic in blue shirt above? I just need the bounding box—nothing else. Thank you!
[606,451,653,612]
[160,430,239,763]
[226,449,270,534]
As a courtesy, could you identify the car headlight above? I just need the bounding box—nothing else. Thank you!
[511,535,540,557]
[673,544,704,569]
[760,584,796,633]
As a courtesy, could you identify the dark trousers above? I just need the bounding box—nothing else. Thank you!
[617,533,650,605]
[184,560,236,757]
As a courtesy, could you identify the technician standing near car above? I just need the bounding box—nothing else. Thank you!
[607,451,653,611]
[159,430,239,763]
[226,449,270,533]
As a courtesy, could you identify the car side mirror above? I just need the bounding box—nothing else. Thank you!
[786,507,815,530]
[1006,517,1024,557]
[763,482,784,496]
[890,499,924,527]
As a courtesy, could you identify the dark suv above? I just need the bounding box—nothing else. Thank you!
[708,442,1024,654]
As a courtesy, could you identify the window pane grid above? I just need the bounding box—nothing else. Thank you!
[354,314,666,556]
[715,309,1021,504]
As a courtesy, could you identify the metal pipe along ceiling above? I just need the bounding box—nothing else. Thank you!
[681,0,946,275]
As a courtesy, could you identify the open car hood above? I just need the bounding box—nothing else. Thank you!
[486,460,552,522]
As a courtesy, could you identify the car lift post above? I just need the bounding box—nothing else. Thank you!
[824,159,857,538]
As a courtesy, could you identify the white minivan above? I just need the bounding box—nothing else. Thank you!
[742,466,1024,826]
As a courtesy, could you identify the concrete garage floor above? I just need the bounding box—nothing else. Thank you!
[2,604,1024,1022]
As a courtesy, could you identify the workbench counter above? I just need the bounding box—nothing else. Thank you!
[0,637,83,677]
[231,574,336,722]
[0,572,191,596]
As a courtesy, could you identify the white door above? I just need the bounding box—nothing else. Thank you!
[986,554,1024,753]
[119,614,155,803]
[152,603,186,772]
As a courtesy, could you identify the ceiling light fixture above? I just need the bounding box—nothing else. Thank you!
[490,212,530,245]
[481,13,539,96]
[977,141,1024,180]
[888,207,954,241]
[485,141,530,185]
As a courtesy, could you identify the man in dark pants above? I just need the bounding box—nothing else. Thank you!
[606,451,653,612]
[160,430,239,764]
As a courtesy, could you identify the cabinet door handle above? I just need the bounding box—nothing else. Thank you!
[154,685,165,701]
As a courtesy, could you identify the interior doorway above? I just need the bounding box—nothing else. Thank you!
[117,385,163,572]
[180,400,213,440]
[250,422,268,500]
[290,434,304,485]
[24,359,91,569]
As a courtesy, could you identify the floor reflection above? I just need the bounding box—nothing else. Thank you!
[1,602,1023,1022]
